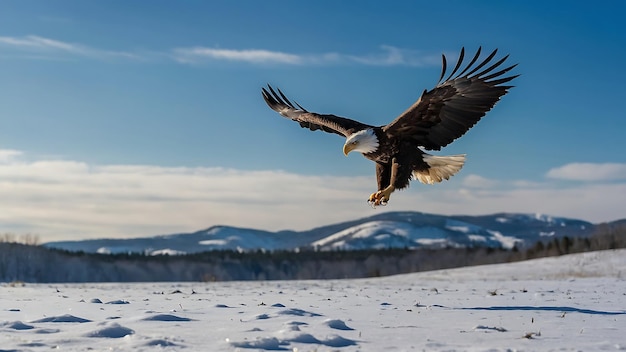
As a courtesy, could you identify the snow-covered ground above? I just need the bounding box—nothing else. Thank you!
[2,250,625,351]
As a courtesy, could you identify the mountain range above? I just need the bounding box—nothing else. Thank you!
[43,211,604,255]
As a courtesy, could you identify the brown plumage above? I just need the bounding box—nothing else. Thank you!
[262,47,518,206]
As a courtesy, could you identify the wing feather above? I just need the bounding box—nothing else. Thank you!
[464,48,499,77]
[473,54,510,79]
[383,47,518,150]
[438,53,447,83]
[479,63,517,82]
[456,46,482,77]
[262,85,372,137]
[443,47,465,82]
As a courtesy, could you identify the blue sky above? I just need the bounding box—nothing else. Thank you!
[1,1,625,241]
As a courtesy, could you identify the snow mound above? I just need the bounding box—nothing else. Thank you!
[31,314,91,323]
[142,314,193,322]
[324,319,354,330]
[86,323,134,338]
[1,321,34,330]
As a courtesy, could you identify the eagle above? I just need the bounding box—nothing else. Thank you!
[262,47,518,207]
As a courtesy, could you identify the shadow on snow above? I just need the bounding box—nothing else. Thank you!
[461,306,625,315]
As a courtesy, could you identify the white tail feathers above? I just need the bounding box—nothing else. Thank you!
[413,154,466,185]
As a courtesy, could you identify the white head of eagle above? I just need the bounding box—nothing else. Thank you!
[343,129,379,156]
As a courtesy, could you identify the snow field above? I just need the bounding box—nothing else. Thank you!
[1,249,625,351]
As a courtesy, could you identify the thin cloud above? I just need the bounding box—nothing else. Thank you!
[0,149,22,163]
[1,35,440,67]
[0,35,139,60]
[0,35,74,50]
[347,45,441,66]
[546,162,626,181]
[171,45,440,67]
[1,149,625,242]
[173,47,304,65]
[461,174,500,189]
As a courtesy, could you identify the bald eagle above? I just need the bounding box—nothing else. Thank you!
[262,47,518,206]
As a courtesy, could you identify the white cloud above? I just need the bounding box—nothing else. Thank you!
[0,35,138,60]
[0,149,22,163]
[0,35,74,50]
[171,45,439,67]
[173,47,304,65]
[347,45,440,66]
[1,34,441,67]
[1,149,624,242]
[0,150,375,241]
[461,174,500,188]
[546,162,626,181]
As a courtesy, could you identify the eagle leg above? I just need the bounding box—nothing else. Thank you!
[368,159,398,207]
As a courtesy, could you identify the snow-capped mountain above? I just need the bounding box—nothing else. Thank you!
[43,212,602,255]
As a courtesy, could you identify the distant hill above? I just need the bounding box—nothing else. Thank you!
[43,212,604,255]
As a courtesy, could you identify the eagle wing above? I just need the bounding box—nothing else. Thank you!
[383,47,518,150]
[262,85,372,138]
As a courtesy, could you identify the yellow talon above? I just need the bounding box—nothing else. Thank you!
[367,187,395,207]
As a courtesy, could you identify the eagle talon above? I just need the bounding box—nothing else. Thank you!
[367,191,389,208]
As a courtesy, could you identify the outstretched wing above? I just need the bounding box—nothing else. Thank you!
[383,47,519,150]
[262,85,372,138]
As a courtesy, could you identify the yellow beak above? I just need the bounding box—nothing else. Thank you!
[343,143,355,156]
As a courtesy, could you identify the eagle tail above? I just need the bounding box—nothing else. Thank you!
[413,154,466,185]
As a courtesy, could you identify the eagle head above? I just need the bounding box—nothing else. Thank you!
[343,129,379,156]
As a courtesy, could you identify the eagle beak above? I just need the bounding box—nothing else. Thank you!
[343,143,354,156]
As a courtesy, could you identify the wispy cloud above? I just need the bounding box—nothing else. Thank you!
[461,174,501,189]
[0,149,22,163]
[346,45,441,66]
[1,34,440,67]
[0,35,73,50]
[0,35,139,60]
[1,150,624,242]
[171,45,440,67]
[546,162,626,181]
[173,47,304,65]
